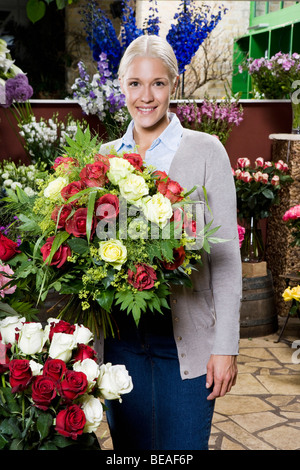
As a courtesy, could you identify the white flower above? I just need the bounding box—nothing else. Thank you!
[43,176,68,200]
[73,324,94,345]
[24,187,36,197]
[73,358,100,392]
[119,173,149,204]
[97,363,133,401]
[29,360,43,376]
[107,157,134,185]
[0,316,25,345]
[18,322,46,355]
[48,332,76,362]
[141,193,173,228]
[81,395,103,433]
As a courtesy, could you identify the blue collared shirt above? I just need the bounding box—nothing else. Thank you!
[114,112,183,173]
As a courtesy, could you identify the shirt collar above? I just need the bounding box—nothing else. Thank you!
[117,112,183,153]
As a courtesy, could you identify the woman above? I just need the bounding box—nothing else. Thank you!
[99,35,242,450]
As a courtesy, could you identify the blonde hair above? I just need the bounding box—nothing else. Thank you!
[118,35,179,85]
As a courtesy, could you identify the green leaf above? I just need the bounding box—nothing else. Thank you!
[262,188,275,199]
[86,190,97,242]
[95,288,115,312]
[67,238,89,254]
[37,412,53,440]
[26,0,46,23]
[0,434,8,449]
[43,231,70,266]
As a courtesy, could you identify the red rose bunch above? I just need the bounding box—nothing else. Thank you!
[0,317,133,450]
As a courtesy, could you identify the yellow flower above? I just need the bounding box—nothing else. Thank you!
[282,285,300,302]
[99,239,127,270]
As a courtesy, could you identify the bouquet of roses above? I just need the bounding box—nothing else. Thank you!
[176,96,244,145]
[239,52,300,99]
[4,126,222,336]
[282,204,300,247]
[0,315,133,450]
[233,157,293,221]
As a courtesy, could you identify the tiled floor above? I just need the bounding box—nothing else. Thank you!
[97,317,300,451]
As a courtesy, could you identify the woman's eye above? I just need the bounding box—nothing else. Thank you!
[129,81,139,87]
[154,81,165,86]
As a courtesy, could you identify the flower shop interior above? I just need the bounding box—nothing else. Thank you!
[0,0,300,452]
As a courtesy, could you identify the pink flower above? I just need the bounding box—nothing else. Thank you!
[271,175,280,186]
[275,160,289,172]
[241,171,252,183]
[282,205,300,221]
[237,224,245,248]
[255,157,264,168]
[237,158,251,169]
[0,265,17,298]
[253,171,263,182]
[262,173,269,184]
[263,161,272,168]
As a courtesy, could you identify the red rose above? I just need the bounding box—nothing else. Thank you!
[123,153,143,171]
[51,204,73,229]
[94,153,111,167]
[48,320,76,342]
[55,404,86,440]
[9,358,32,393]
[127,263,157,291]
[65,207,97,239]
[59,370,88,402]
[162,246,186,270]
[164,180,184,204]
[40,236,72,268]
[61,181,84,202]
[153,170,169,193]
[183,214,197,238]
[0,233,21,261]
[43,358,67,382]
[52,156,78,171]
[95,194,119,220]
[31,375,57,410]
[72,344,97,363]
[79,161,109,188]
[0,340,10,374]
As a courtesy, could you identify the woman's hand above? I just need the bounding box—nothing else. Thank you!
[206,354,238,400]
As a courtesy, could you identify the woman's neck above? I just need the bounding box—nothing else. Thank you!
[133,116,170,158]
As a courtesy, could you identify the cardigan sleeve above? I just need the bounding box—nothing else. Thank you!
[204,138,242,355]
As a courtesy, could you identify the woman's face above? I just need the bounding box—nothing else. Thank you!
[120,56,174,137]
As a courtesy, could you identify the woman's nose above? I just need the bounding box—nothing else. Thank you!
[141,86,154,102]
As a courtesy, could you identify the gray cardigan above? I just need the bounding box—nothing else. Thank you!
[97,129,242,379]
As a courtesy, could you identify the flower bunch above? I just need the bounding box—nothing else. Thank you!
[282,204,300,247]
[71,54,129,141]
[166,1,227,74]
[18,113,87,170]
[0,160,44,198]
[239,52,300,99]
[176,97,244,145]
[282,285,300,318]
[0,316,133,450]
[6,127,220,335]
[0,39,33,108]
[233,157,293,221]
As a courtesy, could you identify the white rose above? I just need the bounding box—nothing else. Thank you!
[107,157,134,185]
[99,239,127,270]
[97,363,133,401]
[43,176,68,200]
[73,324,94,345]
[18,322,46,355]
[29,360,43,376]
[48,332,76,362]
[81,395,103,433]
[142,193,173,228]
[119,173,149,204]
[0,316,25,345]
[73,358,100,392]
[43,317,60,342]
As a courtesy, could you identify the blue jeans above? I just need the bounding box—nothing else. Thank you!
[104,309,215,450]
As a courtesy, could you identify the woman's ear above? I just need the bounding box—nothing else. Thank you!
[172,76,179,95]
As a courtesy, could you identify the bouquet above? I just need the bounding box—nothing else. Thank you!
[176,96,244,145]
[70,53,130,141]
[4,126,222,336]
[233,157,293,221]
[239,52,300,99]
[282,204,300,247]
[282,285,300,318]
[0,315,133,450]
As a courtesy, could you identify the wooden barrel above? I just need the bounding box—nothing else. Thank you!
[240,270,278,338]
